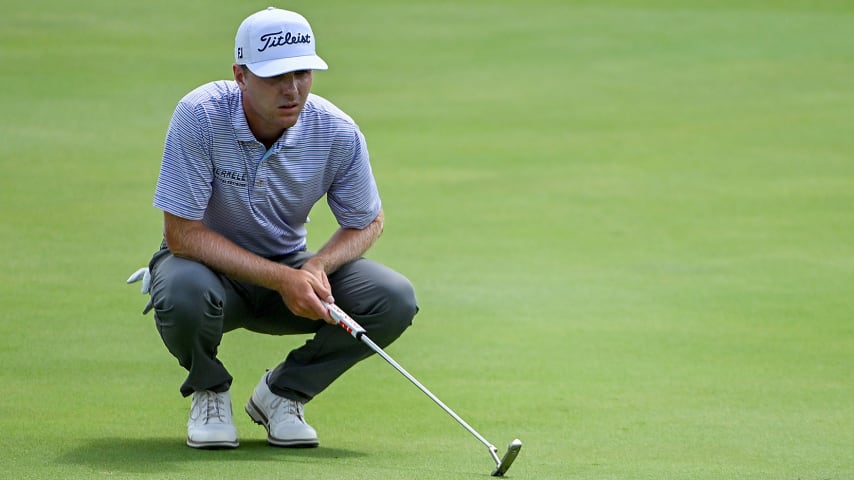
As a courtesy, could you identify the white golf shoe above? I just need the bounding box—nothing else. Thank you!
[245,372,319,447]
[187,390,239,449]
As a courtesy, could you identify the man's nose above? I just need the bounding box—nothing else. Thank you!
[279,74,297,94]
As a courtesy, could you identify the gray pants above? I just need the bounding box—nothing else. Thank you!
[148,248,418,402]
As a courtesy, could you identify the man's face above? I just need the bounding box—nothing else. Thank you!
[234,65,313,142]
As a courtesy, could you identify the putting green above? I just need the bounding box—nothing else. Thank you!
[1,1,851,479]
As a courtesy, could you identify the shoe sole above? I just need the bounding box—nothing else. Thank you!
[186,438,239,449]
[245,398,320,448]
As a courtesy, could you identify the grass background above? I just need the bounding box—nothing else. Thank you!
[1,0,852,478]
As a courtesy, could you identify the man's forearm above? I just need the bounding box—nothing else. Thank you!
[310,210,384,274]
[164,213,292,291]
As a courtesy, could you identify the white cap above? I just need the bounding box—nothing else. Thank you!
[235,7,328,77]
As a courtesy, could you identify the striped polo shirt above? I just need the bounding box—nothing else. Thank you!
[154,80,381,257]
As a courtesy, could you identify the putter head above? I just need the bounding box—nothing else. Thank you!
[490,439,522,477]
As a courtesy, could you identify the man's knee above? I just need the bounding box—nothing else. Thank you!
[383,274,418,324]
[363,270,418,345]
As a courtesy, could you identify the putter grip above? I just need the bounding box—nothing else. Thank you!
[323,301,367,339]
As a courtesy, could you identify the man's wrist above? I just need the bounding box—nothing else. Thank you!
[303,256,329,274]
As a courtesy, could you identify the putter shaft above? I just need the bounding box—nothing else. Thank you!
[323,301,521,475]
[359,334,502,465]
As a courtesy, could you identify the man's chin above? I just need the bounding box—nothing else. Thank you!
[277,118,298,129]
[277,112,300,129]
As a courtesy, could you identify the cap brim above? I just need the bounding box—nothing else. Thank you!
[245,55,328,77]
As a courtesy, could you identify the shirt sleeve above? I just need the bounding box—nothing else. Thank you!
[326,127,382,229]
[153,101,213,220]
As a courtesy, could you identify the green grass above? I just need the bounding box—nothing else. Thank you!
[1,0,852,478]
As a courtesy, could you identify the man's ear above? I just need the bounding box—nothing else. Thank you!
[233,64,246,89]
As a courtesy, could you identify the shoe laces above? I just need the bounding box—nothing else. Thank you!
[269,396,306,424]
[192,391,229,424]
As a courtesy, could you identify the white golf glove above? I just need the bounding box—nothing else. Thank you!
[127,267,153,313]
[127,267,151,294]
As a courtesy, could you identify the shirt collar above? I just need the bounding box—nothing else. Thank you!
[282,118,302,148]
[231,92,257,143]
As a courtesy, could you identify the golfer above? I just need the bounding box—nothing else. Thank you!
[143,7,418,449]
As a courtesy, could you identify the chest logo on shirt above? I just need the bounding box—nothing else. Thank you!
[214,167,247,188]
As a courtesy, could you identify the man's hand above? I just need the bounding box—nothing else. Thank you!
[275,263,335,324]
[282,210,383,324]
[301,257,332,296]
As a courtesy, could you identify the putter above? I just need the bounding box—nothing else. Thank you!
[323,301,523,476]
